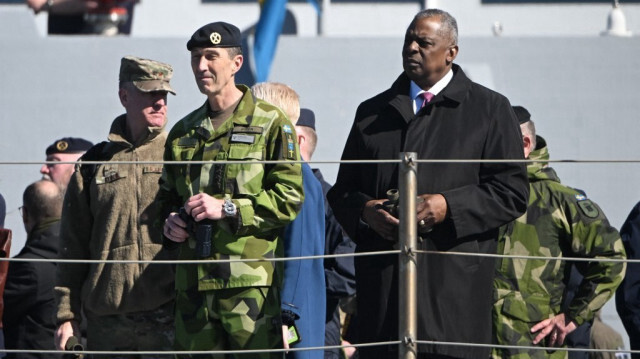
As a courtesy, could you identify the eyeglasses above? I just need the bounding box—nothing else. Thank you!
[18,206,25,218]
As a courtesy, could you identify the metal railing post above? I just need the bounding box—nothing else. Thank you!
[398,152,418,359]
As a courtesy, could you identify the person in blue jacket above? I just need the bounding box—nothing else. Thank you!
[251,83,326,359]
[298,108,357,359]
[616,202,640,357]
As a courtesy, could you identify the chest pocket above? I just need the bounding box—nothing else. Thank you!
[173,138,198,161]
[93,165,129,204]
[172,138,198,183]
[225,142,265,196]
[142,165,163,185]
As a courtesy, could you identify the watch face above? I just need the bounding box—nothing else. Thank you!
[224,200,237,216]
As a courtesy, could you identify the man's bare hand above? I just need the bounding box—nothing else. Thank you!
[362,199,399,241]
[342,339,357,358]
[26,0,47,13]
[54,320,80,350]
[164,212,189,243]
[282,325,290,352]
[184,193,225,221]
[416,194,447,231]
[531,313,577,347]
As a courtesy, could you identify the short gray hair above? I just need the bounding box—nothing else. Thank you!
[413,9,458,46]
[520,119,537,150]
[296,125,318,159]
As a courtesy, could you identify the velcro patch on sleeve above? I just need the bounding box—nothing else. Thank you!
[577,199,599,219]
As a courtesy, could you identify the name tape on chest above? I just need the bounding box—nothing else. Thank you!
[231,134,255,144]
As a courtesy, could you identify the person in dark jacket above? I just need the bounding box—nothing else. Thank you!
[327,8,529,359]
[3,180,63,358]
[616,201,640,358]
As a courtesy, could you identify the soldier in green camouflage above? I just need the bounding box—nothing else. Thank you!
[492,106,626,359]
[159,22,304,358]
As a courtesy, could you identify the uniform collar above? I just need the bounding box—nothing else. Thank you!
[527,136,561,183]
[108,114,166,147]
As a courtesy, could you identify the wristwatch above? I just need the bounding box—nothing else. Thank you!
[223,199,237,217]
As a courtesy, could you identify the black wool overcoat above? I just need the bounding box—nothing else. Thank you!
[328,64,529,359]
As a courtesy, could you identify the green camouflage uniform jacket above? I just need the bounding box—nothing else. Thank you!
[158,85,304,292]
[492,136,626,359]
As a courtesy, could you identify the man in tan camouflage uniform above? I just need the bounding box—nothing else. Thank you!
[492,106,626,359]
[54,56,177,358]
[160,22,304,358]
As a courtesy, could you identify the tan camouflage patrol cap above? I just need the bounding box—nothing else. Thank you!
[119,56,176,95]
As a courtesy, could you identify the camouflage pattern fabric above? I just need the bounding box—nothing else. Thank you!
[119,56,176,94]
[158,84,303,354]
[492,136,626,359]
[159,84,303,290]
[174,286,283,358]
[85,301,175,358]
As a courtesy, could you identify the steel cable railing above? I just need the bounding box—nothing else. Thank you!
[0,156,636,357]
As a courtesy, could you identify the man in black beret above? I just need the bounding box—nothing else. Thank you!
[40,137,93,190]
[161,22,305,358]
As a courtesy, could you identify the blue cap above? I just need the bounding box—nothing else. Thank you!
[512,106,531,124]
[297,108,316,130]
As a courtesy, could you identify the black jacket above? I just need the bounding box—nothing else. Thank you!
[327,64,528,359]
[3,219,60,358]
[616,201,640,354]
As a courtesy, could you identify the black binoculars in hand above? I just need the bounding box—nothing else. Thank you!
[178,207,215,259]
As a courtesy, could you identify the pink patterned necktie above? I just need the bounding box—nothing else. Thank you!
[419,92,434,109]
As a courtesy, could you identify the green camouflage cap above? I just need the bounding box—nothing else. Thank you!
[119,56,176,95]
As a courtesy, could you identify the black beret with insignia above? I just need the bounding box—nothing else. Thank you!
[512,106,531,124]
[187,22,242,51]
[46,137,94,155]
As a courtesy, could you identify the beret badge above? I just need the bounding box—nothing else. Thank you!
[210,32,222,45]
[56,141,69,152]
